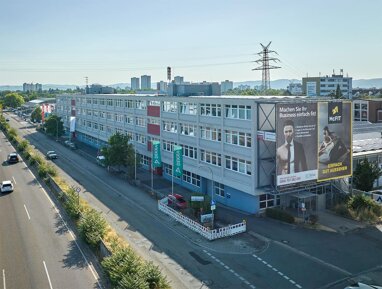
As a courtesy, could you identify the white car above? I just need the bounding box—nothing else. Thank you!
[345,282,382,289]
[46,151,58,159]
[1,180,14,193]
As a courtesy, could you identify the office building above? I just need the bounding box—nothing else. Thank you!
[86,84,114,94]
[131,77,140,90]
[23,83,42,92]
[167,82,221,96]
[141,75,151,90]
[221,80,233,93]
[157,81,168,93]
[56,94,352,214]
[174,76,184,84]
[287,83,302,96]
[302,73,352,98]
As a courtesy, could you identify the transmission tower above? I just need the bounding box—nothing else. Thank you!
[252,42,281,91]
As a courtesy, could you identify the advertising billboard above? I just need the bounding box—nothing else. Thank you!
[152,141,162,168]
[317,102,352,181]
[276,103,318,186]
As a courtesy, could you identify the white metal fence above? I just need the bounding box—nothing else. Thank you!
[158,197,246,241]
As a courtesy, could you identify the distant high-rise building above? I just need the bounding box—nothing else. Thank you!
[157,81,168,93]
[174,76,184,85]
[167,82,221,97]
[141,75,151,90]
[221,80,233,93]
[23,83,42,92]
[287,83,303,96]
[302,71,352,98]
[131,77,140,90]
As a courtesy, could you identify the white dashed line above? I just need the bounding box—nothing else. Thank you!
[2,269,6,289]
[43,261,53,289]
[203,250,257,288]
[23,204,31,220]
[12,176,16,184]
[252,254,302,288]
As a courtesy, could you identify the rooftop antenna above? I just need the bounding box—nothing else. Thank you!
[252,42,281,91]
[85,76,88,86]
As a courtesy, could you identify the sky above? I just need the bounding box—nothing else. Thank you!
[1,0,382,86]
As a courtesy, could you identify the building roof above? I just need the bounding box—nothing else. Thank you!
[353,122,382,154]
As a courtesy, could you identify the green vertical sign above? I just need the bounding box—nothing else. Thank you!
[173,145,183,177]
[152,141,162,168]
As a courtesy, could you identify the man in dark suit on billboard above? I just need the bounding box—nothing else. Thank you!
[277,119,307,175]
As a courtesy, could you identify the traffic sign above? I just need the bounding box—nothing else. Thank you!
[211,205,216,211]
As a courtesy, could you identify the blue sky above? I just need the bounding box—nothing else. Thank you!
[1,0,381,85]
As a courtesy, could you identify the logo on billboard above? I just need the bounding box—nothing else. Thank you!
[328,102,343,124]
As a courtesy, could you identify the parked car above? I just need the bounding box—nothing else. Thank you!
[46,151,58,159]
[64,140,77,150]
[167,194,187,210]
[7,153,19,164]
[96,155,106,167]
[1,180,14,193]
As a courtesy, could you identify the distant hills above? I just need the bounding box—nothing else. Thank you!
[1,78,382,91]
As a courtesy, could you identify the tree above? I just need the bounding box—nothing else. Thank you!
[333,84,343,99]
[44,115,64,138]
[3,92,25,108]
[31,106,42,123]
[101,133,135,172]
[353,158,382,191]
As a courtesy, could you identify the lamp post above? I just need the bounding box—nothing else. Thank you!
[199,165,215,229]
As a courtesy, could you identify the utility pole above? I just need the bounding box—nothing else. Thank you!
[252,42,281,91]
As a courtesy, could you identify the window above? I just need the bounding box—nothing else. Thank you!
[106,112,112,120]
[125,100,134,108]
[224,130,252,147]
[115,114,123,122]
[149,100,160,106]
[259,194,280,209]
[115,99,123,107]
[135,133,146,144]
[180,123,196,136]
[99,124,104,131]
[140,154,149,166]
[99,99,105,106]
[225,105,251,120]
[180,102,197,115]
[136,117,146,127]
[182,170,200,187]
[163,101,177,113]
[162,140,175,152]
[99,111,106,119]
[200,126,221,141]
[86,109,92,116]
[148,118,160,125]
[86,98,92,104]
[163,121,177,133]
[182,145,197,159]
[214,182,224,197]
[125,115,134,124]
[200,103,221,117]
[107,99,113,106]
[200,150,221,166]
[136,100,146,109]
[93,98,98,105]
[225,155,251,175]
[163,164,180,179]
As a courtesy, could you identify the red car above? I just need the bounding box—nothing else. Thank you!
[167,194,187,210]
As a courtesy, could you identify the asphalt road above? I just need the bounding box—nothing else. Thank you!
[0,128,102,288]
[7,112,382,289]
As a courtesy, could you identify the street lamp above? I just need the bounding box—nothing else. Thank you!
[199,165,215,228]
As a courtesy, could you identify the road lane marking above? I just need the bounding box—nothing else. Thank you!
[26,169,103,289]
[203,249,256,288]
[253,254,302,288]
[12,176,16,185]
[24,204,31,220]
[2,269,6,289]
[43,261,53,289]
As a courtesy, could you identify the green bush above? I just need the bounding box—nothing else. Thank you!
[38,163,49,178]
[64,188,81,219]
[348,194,375,211]
[78,208,107,248]
[334,203,351,217]
[142,262,170,289]
[17,139,29,152]
[356,207,379,222]
[46,164,57,177]
[265,208,295,224]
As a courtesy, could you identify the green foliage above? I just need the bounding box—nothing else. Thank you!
[117,275,149,289]
[31,154,43,166]
[334,84,343,99]
[44,115,64,138]
[78,208,108,247]
[102,247,143,285]
[334,203,351,218]
[8,127,17,138]
[64,188,81,219]
[265,208,295,223]
[353,158,382,192]
[142,262,170,289]
[31,106,42,123]
[101,133,135,169]
[3,92,25,108]
[223,88,287,96]
[17,139,29,152]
